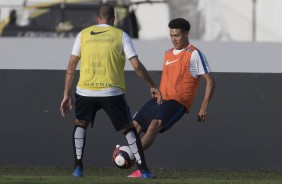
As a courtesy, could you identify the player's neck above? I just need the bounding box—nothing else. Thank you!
[183,41,190,49]
[175,42,190,50]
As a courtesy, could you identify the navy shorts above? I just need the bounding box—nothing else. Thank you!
[75,93,132,131]
[133,98,187,133]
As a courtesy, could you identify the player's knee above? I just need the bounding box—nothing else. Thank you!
[120,123,135,134]
[74,119,89,128]
[133,120,142,134]
[147,120,162,134]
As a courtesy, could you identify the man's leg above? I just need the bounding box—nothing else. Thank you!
[123,126,147,170]
[140,100,186,151]
[133,120,143,134]
[128,120,162,178]
[123,125,156,178]
[103,95,155,178]
[72,119,89,177]
[140,119,163,151]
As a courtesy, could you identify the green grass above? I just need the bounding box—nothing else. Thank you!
[1,167,282,184]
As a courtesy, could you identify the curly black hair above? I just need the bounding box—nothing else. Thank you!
[168,18,190,32]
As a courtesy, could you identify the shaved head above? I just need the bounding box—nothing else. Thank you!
[97,4,115,21]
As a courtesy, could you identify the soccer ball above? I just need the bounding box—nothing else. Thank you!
[112,145,136,169]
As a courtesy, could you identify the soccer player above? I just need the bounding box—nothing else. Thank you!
[60,4,161,178]
[128,18,216,178]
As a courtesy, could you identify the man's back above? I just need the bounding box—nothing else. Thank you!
[78,25,126,93]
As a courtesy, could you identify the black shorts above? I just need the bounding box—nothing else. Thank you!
[133,98,187,133]
[75,93,132,131]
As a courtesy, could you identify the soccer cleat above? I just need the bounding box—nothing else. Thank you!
[127,170,142,178]
[141,170,156,179]
[73,166,83,177]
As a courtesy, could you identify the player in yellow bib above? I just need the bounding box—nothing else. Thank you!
[78,25,126,92]
[60,4,161,178]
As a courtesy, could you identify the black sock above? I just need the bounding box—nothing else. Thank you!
[124,128,149,172]
[72,126,86,169]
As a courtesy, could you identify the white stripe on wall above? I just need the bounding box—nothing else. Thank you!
[1,38,282,73]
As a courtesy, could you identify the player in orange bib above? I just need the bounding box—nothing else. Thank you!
[128,18,216,178]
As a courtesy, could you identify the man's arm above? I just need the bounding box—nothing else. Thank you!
[129,56,162,104]
[197,73,216,122]
[60,55,80,117]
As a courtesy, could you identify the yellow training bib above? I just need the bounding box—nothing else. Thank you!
[78,25,126,93]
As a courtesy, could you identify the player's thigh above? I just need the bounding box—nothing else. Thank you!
[132,98,160,132]
[101,95,132,131]
[74,119,90,128]
[75,93,100,125]
[147,119,163,133]
[157,100,187,133]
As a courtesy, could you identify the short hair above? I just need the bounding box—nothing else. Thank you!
[168,18,190,32]
[97,4,115,21]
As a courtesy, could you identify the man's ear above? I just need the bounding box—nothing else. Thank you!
[185,31,189,37]
[111,17,116,25]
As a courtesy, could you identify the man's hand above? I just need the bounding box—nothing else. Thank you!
[197,73,215,122]
[197,108,207,122]
[150,87,162,104]
[197,114,207,122]
[60,95,73,117]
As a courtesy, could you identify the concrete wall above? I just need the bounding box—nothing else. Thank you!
[2,38,282,73]
[0,38,282,170]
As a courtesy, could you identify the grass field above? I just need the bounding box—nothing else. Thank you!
[1,167,282,184]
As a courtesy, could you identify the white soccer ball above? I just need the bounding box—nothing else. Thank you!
[112,145,136,169]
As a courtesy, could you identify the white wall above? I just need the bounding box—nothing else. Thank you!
[119,0,282,42]
[198,0,282,42]
[1,37,282,73]
[130,0,169,40]
[256,0,282,42]
[199,0,253,41]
